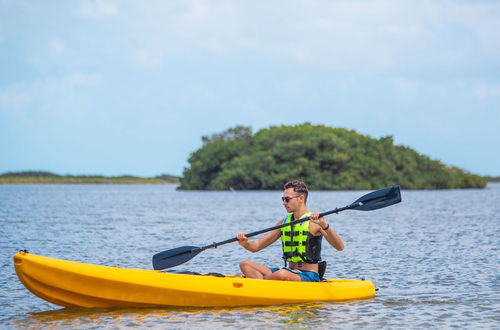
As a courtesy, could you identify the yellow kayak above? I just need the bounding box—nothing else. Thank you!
[13,251,376,308]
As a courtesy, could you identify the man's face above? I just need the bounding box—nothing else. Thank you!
[282,188,303,212]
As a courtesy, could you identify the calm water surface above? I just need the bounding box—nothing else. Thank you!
[1,184,499,328]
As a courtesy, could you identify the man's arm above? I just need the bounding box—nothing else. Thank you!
[237,220,282,252]
[309,212,345,251]
[321,226,345,251]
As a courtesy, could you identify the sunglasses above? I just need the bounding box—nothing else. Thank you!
[281,195,301,203]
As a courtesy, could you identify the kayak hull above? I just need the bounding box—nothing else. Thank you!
[13,252,376,308]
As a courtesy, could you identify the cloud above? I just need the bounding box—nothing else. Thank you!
[79,0,118,19]
[15,1,494,75]
[0,84,32,112]
[0,72,103,116]
[49,38,66,56]
[393,78,420,100]
[475,82,500,103]
[27,37,70,72]
[128,49,165,70]
[96,0,496,74]
[67,72,103,86]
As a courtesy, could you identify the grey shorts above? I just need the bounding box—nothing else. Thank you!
[270,267,320,282]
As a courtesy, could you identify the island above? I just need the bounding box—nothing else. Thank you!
[178,124,487,190]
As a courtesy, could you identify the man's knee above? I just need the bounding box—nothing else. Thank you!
[239,260,252,271]
[268,269,300,281]
[273,269,289,280]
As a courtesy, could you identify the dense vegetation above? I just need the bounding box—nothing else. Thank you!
[178,124,487,190]
[484,176,500,182]
[0,171,179,184]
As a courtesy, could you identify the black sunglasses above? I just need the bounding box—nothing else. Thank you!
[281,195,301,203]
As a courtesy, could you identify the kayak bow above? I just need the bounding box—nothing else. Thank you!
[14,251,376,308]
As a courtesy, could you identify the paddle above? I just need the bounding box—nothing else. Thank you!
[152,185,401,270]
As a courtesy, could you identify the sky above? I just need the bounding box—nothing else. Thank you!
[1,0,499,177]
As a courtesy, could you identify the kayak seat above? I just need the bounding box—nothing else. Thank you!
[318,261,327,280]
[172,271,225,277]
[205,272,225,278]
[176,271,202,275]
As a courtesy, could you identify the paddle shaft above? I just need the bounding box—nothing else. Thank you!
[191,202,361,253]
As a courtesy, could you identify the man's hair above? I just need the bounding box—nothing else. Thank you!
[283,180,308,203]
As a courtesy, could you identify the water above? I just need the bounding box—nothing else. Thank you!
[1,184,499,328]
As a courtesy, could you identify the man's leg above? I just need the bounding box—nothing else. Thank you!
[239,260,273,279]
[263,268,301,281]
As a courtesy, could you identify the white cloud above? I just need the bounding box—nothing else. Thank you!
[475,82,500,102]
[0,84,32,112]
[393,78,420,100]
[27,38,69,71]
[68,72,103,86]
[129,49,164,70]
[49,38,66,55]
[0,72,103,117]
[96,0,495,73]
[79,0,118,19]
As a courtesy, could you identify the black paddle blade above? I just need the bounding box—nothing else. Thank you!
[352,185,401,211]
[152,245,201,270]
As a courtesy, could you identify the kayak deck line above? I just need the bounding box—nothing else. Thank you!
[13,251,376,308]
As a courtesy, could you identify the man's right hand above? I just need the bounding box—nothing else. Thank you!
[236,232,249,246]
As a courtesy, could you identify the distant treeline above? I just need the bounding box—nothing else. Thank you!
[0,171,179,184]
[484,176,500,182]
[179,124,487,190]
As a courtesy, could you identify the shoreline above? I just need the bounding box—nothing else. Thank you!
[0,172,179,184]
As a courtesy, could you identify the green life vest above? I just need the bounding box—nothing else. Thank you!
[280,212,322,264]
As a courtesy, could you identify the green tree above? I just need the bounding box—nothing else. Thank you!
[178,123,487,190]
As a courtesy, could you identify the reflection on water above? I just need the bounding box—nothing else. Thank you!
[18,290,500,328]
[2,183,499,328]
[18,303,329,328]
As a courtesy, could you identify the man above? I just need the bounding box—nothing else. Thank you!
[237,180,344,282]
